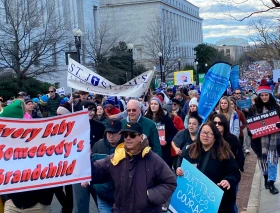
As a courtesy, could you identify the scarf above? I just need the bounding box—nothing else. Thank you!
[260,107,279,164]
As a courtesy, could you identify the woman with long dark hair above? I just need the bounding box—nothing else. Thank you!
[145,95,178,168]
[176,122,241,213]
[248,79,280,194]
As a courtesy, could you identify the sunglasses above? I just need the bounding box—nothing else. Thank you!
[127,109,137,112]
[213,121,223,126]
[235,93,241,95]
[49,91,55,93]
[123,132,140,138]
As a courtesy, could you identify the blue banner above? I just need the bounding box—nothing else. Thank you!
[230,65,240,91]
[236,99,252,110]
[198,63,231,120]
[168,159,224,213]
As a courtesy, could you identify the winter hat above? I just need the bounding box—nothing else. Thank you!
[189,97,198,107]
[0,99,24,118]
[257,79,272,95]
[151,95,164,107]
[106,96,115,106]
[57,102,72,115]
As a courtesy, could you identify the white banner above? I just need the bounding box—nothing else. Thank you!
[0,111,91,195]
[67,58,154,97]
[56,87,65,95]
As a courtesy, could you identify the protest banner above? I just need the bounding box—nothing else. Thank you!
[156,125,166,146]
[230,65,240,90]
[198,63,231,120]
[0,111,91,195]
[67,57,154,97]
[236,99,252,110]
[169,159,224,213]
[174,71,193,85]
[246,110,280,139]
[56,87,65,95]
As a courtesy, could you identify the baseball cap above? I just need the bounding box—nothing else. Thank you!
[105,120,122,133]
[18,91,26,96]
[120,122,143,135]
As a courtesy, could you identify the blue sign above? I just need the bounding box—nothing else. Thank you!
[198,63,231,120]
[168,159,224,213]
[236,99,252,110]
[230,65,240,91]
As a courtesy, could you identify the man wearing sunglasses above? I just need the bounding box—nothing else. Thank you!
[47,86,62,117]
[91,122,177,213]
[121,100,162,157]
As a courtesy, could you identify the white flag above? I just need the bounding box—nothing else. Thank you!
[67,58,154,97]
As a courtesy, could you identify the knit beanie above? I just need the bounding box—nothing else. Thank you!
[0,99,24,118]
[57,102,72,115]
[257,79,272,95]
[106,96,115,106]
[151,95,164,107]
[189,97,198,107]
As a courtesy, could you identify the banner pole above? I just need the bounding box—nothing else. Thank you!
[68,54,74,113]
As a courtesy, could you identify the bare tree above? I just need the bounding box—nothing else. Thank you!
[143,15,179,81]
[216,0,280,21]
[0,0,70,89]
[85,17,125,73]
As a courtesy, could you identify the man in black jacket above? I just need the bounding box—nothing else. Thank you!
[92,119,123,212]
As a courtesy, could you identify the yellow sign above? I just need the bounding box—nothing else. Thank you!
[174,70,193,85]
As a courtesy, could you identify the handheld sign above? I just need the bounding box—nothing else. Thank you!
[156,125,166,146]
[236,99,252,110]
[168,159,224,213]
[56,87,65,95]
[247,110,280,139]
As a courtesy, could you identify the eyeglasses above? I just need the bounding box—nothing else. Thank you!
[127,109,137,112]
[123,132,140,138]
[235,93,241,95]
[200,131,214,138]
[213,121,223,126]
[49,91,55,93]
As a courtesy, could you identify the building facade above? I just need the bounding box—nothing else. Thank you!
[100,0,203,69]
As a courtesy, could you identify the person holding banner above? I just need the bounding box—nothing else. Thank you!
[248,79,280,194]
[217,96,240,138]
[176,122,241,213]
[144,95,178,168]
[91,122,177,213]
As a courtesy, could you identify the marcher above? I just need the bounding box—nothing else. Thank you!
[171,98,186,122]
[47,86,62,117]
[176,122,241,213]
[91,122,177,213]
[121,99,162,157]
[104,96,121,116]
[92,120,123,213]
[96,104,109,124]
[184,97,198,128]
[248,79,280,194]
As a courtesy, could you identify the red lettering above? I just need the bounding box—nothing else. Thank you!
[2,128,16,137]
[58,120,67,135]
[0,169,4,184]
[4,148,13,161]
[40,167,48,179]
[14,148,28,159]
[51,124,59,136]
[42,123,53,138]
[46,145,55,156]
[21,169,31,182]
[37,143,47,157]
[47,163,57,178]
[0,124,6,134]
[61,161,68,176]
[77,140,84,152]
[55,140,64,155]
[20,129,32,139]
[0,145,5,160]
[4,171,13,184]
[27,147,37,158]
[31,164,41,181]
[66,160,76,176]
[56,161,63,177]
[64,142,73,158]
[65,121,75,137]
[11,128,24,138]
[11,170,21,184]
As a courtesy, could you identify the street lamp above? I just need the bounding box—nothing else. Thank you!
[195,61,199,85]
[73,28,83,63]
[127,43,134,79]
[158,52,163,83]
[178,58,181,71]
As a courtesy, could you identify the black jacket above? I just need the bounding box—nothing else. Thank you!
[181,148,241,213]
[224,133,245,171]
[90,119,105,148]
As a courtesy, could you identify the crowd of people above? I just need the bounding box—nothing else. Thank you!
[0,70,280,213]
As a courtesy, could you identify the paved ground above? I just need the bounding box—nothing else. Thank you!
[236,151,257,213]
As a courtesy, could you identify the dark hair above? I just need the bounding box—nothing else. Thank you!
[167,88,173,92]
[188,122,234,161]
[96,104,108,118]
[188,111,203,125]
[212,114,230,135]
[254,94,279,114]
[145,102,165,123]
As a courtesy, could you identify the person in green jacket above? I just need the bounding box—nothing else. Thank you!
[47,86,63,117]
[121,99,162,157]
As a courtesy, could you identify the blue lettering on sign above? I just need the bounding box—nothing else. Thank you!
[91,76,100,86]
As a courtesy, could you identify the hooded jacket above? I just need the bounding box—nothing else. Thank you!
[91,140,177,213]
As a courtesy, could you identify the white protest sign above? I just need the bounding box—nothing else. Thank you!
[67,58,154,97]
[56,87,65,95]
[0,111,91,194]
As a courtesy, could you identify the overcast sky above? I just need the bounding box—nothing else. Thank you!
[187,0,279,44]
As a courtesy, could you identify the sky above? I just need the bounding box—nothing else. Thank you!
[187,0,279,45]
